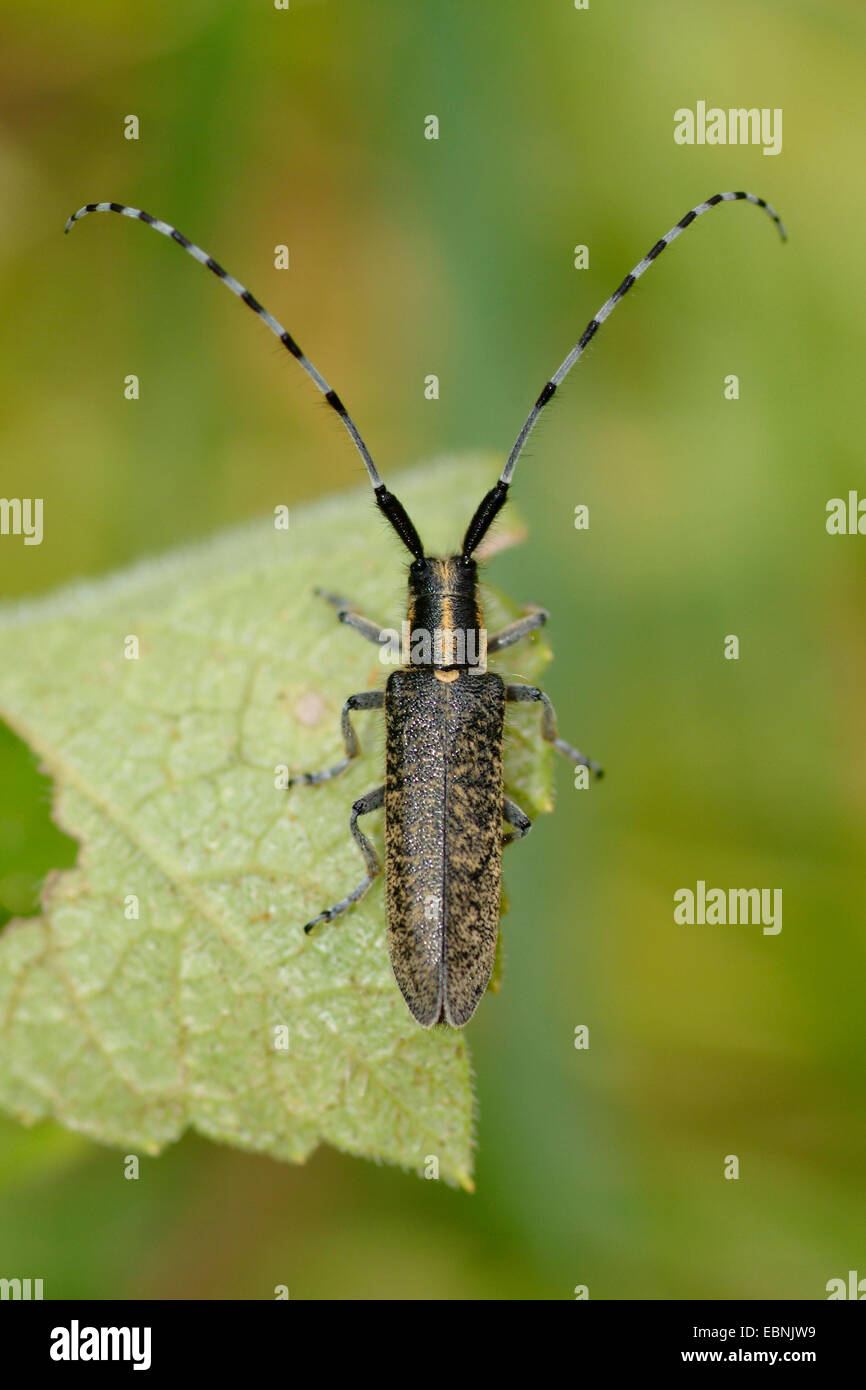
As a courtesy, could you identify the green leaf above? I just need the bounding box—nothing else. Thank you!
[0,457,552,1186]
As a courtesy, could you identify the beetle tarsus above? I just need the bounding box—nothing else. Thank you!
[505,683,603,779]
[314,588,388,647]
[487,607,549,654]
[302,785,384,933]
[502,795,532,846]
[288,690,384,787]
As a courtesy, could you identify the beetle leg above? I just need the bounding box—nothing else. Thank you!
[289,690,383,786]
[314,587,389,647]
[303,785,384,933]
[505,683,603,778]
[502,794,532,846]
[487,607,548,653]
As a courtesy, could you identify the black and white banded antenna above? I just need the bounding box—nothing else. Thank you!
[461,190,786,559]
[65,201,425,560]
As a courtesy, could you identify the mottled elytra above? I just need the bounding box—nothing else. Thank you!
[67,190,786,1026]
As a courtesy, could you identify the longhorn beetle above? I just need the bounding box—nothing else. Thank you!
[66,190,786,1026]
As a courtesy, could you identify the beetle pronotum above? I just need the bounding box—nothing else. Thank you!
[67,190,785,1026]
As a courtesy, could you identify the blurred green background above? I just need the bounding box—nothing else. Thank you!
[1,0,865,1299]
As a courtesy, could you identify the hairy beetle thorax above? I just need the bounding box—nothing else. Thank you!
[406,555,487,672]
